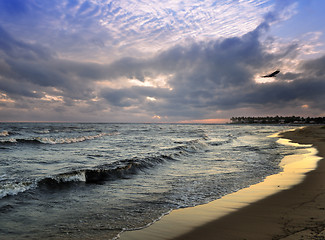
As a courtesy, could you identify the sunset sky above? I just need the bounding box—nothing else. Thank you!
[0,0,324,122]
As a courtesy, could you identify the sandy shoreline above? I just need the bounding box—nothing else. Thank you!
[173,125,325,240]
[120,125,325,240]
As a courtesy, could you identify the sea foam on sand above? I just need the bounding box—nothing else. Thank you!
[119,126,324,240]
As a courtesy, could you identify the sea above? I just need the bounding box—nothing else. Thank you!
[0,123,304,239]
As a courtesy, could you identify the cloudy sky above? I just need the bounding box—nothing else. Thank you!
[0,0,324,122]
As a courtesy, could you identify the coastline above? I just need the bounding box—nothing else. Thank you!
[119,125,325,240]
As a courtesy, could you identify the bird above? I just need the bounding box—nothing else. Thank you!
[261,70,280,78]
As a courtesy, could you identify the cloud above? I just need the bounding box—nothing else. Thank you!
[0,25,100,108]
[200,53,325,113]
[0,0,324,122]
[98,12,325,119]
[0,0,275,62]
[0,26,52,61]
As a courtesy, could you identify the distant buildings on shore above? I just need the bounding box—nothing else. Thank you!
[230,116,325,124]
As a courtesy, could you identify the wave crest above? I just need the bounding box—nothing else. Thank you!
[173,139,208,153]
[39,155,174,187]
[0,130,9,137]
[0,181,35,198]
[0,154,175,198]
[0,133,108,145]
[38,133,107,144]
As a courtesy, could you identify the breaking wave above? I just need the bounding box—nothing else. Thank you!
[0,133,108,145]
[38,155,175,187]
[0,154,175,198]
[0,130,9,137]
[0,180,35,199]
[0,131,214,199]
[172,139,209,153]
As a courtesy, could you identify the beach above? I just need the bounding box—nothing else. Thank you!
[120,125,325,240]
[173,125,325,240]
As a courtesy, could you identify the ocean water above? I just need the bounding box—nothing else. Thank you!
[0,123,301,239]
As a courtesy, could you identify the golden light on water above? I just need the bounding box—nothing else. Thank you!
[120,131,322,240]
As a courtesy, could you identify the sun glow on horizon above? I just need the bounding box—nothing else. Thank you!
[178,118,229,124]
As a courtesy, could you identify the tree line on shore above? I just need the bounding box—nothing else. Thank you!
[230,116,325,124]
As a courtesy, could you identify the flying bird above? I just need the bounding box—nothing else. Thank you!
[261,70,280,78]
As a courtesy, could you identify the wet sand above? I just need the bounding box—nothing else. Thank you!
[174,125,325,240]
[120,125,325,240]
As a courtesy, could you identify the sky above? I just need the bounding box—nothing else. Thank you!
[0,0,325,123]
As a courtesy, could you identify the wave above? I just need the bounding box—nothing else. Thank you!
[40,155,174,186]
[0,154,175,198]
[33,129,50,134]
[38,133,108,144]
[210,139,233,146]
[34,139,207,189]
[1,136,209,199]
[0,180,35,199]
[0,133,108,145]
[172,139,209,153]
[0,130,9,137]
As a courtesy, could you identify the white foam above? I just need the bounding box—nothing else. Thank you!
[59,172,86,183]
[38,133,107,144]
[0,130,9,137]
[0,181,34,199]
[183,139,209,153]
[34,130,50,134]
[0,138,16,143]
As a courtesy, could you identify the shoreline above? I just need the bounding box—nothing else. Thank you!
[119,125,325,240]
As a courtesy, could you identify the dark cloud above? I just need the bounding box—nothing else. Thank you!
[301,55,325,77]
[0,7,324,122]
[97,18,324,119]
[203,55,325,112]
[0,25,102,121]
[101,86,171,108]
[0,25,52,60]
